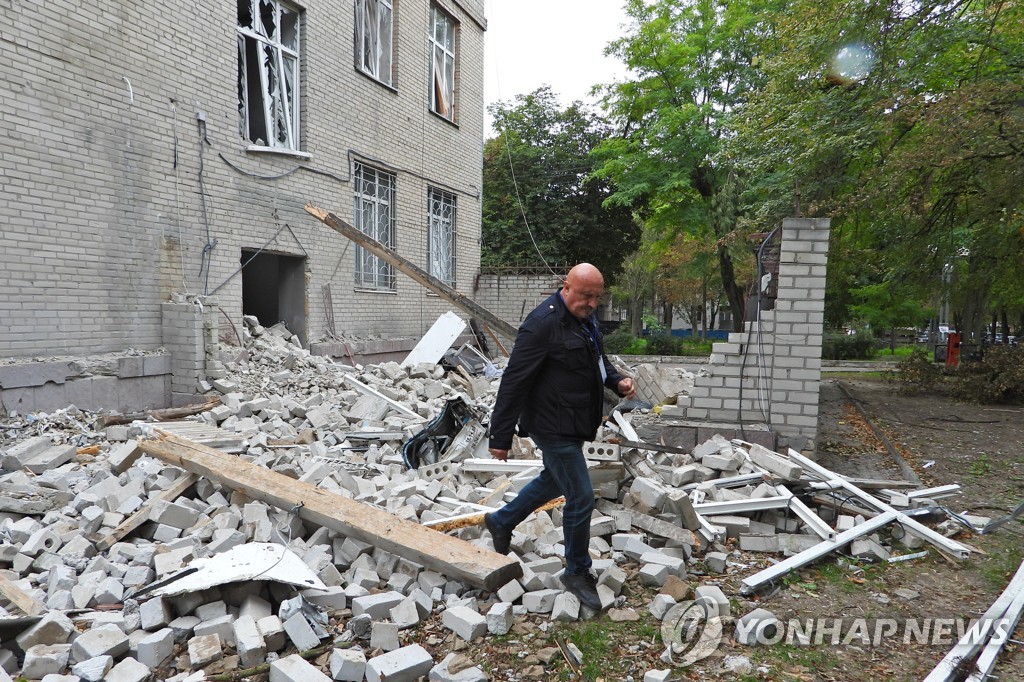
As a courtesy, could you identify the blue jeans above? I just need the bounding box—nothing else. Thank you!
[488,437,595,575]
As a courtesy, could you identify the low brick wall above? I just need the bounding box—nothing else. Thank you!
[0,353,172,415]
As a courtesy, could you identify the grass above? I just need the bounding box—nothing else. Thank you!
[874,345,918,358]
[969,454,992,476]
[821,370,890,380]
[547,617,661,680]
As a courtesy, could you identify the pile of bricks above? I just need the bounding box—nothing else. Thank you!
[0,318,968,681]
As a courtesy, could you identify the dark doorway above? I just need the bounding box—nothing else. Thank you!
[241,250,307,347]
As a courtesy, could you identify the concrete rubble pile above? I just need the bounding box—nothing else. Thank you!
[0,316,972,681]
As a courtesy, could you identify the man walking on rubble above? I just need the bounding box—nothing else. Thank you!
[484,262,636,612]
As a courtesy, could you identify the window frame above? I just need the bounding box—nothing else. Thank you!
[353,162,398,291]
[428,5,457,122]
[427,187,457,287]
[354,0,394,87]
[237,0,302,151]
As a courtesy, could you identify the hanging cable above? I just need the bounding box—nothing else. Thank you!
[499,125,559,279]
[196,115,218,296]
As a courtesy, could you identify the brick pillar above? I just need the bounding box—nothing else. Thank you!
[162,301,219,406]
[678,218,830,453]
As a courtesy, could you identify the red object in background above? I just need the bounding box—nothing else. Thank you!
[946,332,961,367]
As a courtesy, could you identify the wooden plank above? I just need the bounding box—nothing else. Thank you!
[94,473,200,551]
[306,204,520,340]
[95,397,221,428]
[138,432,522,591]
[0,573,44,616]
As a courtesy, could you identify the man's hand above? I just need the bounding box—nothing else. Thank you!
[617,377,637,400]
[489,448,510,461]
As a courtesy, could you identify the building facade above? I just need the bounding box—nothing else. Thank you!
[0,0,486,411]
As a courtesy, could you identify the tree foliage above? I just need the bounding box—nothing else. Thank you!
[729,0,1024,337]
[481,87,640,278]
[593,0,775,330]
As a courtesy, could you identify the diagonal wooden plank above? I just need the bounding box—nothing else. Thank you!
[137,432,522,591]
[0,573,44,616]
[94,473,200,551]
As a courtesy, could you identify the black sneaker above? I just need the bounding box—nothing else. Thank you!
[484,513,511,555]
[560,571,602,611]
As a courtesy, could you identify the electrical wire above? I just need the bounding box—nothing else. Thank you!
[196,118,217,296]
[171,103,190,295]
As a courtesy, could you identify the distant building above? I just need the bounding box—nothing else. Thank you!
[0,0,486,410]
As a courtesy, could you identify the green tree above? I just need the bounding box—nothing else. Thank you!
[594,0,772,330]
[731,0,1024,338]
[482,87,640,277]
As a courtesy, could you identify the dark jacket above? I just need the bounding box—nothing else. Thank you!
[488,290,625,450]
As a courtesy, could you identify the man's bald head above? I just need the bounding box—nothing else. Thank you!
[562,263,605,320]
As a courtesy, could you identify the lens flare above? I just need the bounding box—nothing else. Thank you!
[830,42,875,83]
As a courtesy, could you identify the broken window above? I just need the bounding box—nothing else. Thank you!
[428,5,456,121]
[353,162,397,290]
[237,0,301,150]
[427,188,456,286]
[355,0,393,86]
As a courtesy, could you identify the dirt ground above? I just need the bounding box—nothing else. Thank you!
[434,376,1024,681]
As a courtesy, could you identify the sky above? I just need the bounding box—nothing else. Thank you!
[482,0,632,135]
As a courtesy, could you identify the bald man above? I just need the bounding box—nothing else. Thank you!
[484,263,635,612]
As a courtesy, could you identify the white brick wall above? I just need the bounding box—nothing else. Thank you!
[678,218,831,451]
[0,0,485,362]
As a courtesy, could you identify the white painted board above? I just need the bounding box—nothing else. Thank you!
[402,311,467,367]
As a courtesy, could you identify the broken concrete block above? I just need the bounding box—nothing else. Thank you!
[442,605,487,640]
[429,652,488,682]
[71,655,114,682]
[269,653,332,682]
[649,594,676,621]
[694,585,730,618]
[522,588,560,614]
[257,615,287,652]
[302,586,347,612]
[351,591,404,620]
[739,534,780,552]
[73,624,130,661]
[496,579,524,604]
[136,628,174,668]
[22,643,71,678]
[851,538,891,562]
[390,597,424,629]
[232,615,267,668]
[365,644,434,682]
[371,621,401,652]
[21,528,62,557]
[643,670,672,682]
[283,612,320,652]
[187,633,222,668]
[705,552,728,574]
[1,435,52,470]
[330,647,367,681]
[638,563,669,587]
[746,444,803,480]
[486,602,514,636]
[551,592,580,622]
[15,610,76,650]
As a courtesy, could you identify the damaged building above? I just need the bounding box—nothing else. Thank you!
[0,0,487,413]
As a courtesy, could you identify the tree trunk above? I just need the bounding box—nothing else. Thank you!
[718,244,745,332]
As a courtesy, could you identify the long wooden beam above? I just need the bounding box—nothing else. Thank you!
[304,204,520,341]
[0,573,44,616]
[137,432,522,591]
